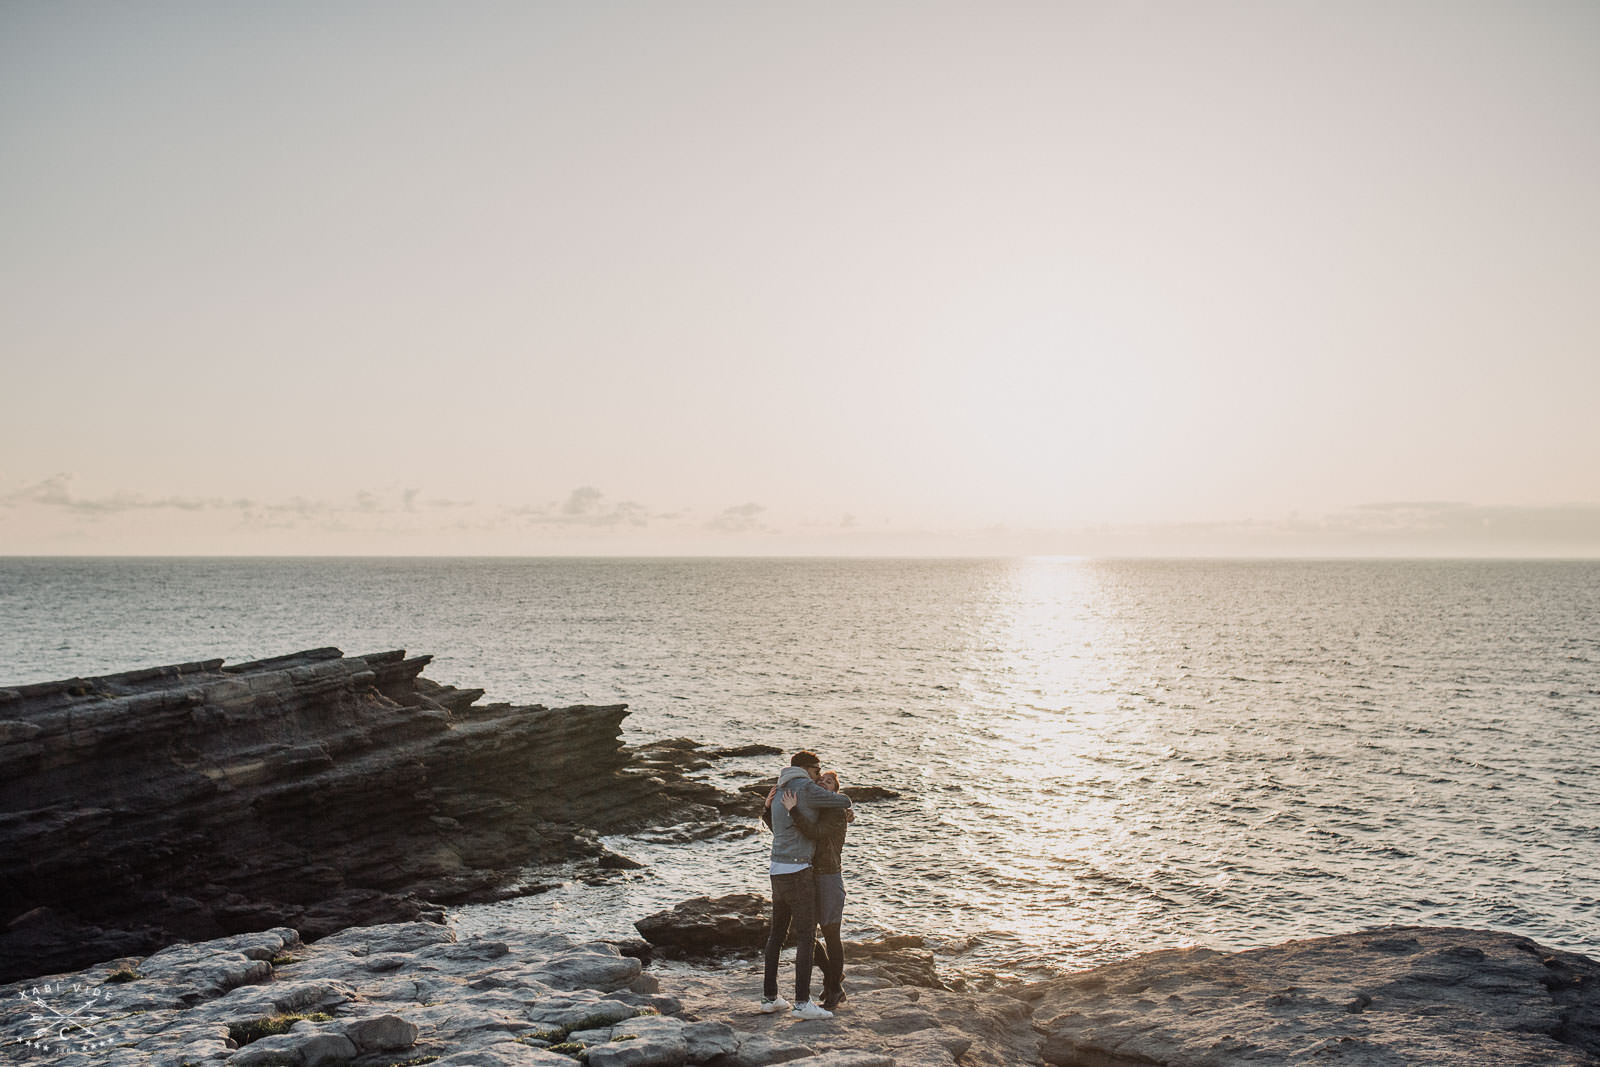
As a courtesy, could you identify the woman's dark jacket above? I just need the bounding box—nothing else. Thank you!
[787,802,849,876]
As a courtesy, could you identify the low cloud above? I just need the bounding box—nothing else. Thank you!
[7,475,1596,556]
[563,486,605,517]
[1332,501,1600,547]
[1,475,469,526]
[401,487,476,511]
[706,501,772,534]
[1,474,251,514]
[1353,501,1470,513]
[512,486,649,528]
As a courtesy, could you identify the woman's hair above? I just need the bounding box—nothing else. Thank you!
[820,770,840,791]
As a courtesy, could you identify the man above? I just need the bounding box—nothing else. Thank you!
[761,749,852,1020]
[785,768,851,1011]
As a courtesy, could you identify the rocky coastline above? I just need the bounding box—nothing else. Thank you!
[3,651,1598,1065]
[0,649,749,982]
[3,911,1596,1066]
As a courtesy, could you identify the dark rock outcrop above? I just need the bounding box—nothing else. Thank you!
[635,893,771,958]
[0,649,735,982]
[1026,925,1600,1066]
[708,742,783,758]
[741,779,902,803]
[634,895,949,995]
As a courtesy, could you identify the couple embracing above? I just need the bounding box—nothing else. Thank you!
[760,749,854,1020]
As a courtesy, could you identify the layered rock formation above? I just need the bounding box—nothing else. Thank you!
[0,649,747,982]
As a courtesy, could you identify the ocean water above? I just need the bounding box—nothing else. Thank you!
[2,557,1596,978]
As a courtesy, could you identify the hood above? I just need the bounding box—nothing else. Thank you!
[777,766,813,787]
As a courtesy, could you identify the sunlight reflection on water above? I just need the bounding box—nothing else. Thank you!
[3,556,1596,976]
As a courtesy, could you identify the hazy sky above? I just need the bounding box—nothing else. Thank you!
[3,1,1597,556]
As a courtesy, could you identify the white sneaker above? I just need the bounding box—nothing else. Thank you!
[759,996,792,1014]
[791,1001,833,1020]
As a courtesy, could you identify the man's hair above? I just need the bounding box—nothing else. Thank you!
[790,749,821,769]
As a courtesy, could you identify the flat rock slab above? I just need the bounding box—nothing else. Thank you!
[1028,925,1600,1066]
[651,958,1039,1067]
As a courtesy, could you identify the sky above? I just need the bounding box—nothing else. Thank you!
[2,1,1597,556]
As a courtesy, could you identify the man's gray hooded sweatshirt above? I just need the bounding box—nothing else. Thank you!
[769,766,853,866]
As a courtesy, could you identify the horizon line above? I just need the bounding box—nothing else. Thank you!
[3,552,1598,562]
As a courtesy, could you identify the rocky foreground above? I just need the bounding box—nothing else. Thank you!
[0,650,752,981]
[635,894,1600,1065]
[1025,925,1600,1065]
[0,915,1036,1067]
[2,913,1596,1066]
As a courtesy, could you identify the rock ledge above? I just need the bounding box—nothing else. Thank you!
[1026,925,1600,1066]
[0,649,746,981]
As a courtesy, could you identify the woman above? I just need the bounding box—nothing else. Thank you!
[782,770,851,1011]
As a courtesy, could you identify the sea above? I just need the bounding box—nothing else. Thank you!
[2,557,1596,980]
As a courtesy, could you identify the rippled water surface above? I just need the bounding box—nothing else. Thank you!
[3,557,1596,975]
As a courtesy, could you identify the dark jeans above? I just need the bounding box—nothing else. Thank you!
[763,869,817,1002]
[815,921,844,999]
